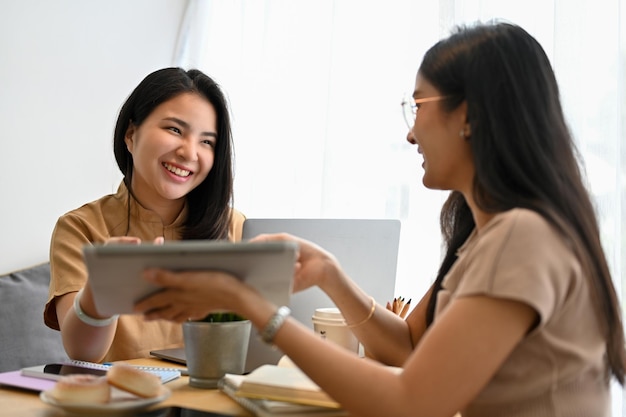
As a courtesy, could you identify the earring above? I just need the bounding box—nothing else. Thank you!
[459,129,465,137]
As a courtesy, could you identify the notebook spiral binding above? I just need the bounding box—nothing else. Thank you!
[64,360,182,383]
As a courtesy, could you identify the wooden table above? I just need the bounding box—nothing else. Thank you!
[0,359,463,417]
[0,358,253,417]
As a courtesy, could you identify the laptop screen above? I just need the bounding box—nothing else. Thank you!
[242,218,400,329]
[152,218,401,373]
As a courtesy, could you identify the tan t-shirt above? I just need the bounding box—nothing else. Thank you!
[45,181,246,362]
[436,209,610,417]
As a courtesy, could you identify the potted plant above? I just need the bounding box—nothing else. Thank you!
[182,312,251,388]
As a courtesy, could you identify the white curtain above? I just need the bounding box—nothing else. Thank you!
[176,1,625,414]
[174,0,449,304]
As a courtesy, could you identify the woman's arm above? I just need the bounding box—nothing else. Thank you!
[52,233,149,362]
[251,233,425,365]
[316,275,434,365]
[55,286,118,362]
[135,265,537,417]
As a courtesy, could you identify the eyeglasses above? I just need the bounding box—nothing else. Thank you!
[401,94,449,128]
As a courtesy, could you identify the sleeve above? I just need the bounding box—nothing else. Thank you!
[44,212,98,329]
[454,210,578,327]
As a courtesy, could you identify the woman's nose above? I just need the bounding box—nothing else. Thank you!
[406,129,417,145]
[176,139,198,161]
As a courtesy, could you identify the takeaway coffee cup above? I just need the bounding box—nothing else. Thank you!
[311,307,359,353]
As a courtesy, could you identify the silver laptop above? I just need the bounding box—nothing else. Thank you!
[152,218,401,373]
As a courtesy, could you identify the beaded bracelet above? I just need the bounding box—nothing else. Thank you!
[260,306,291,344]
[347,296,376,328]
[73,288,119,327]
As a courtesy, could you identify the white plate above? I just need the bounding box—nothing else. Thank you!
[40,386,171,415]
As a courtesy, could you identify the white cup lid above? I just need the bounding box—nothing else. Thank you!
[312,307,346,321]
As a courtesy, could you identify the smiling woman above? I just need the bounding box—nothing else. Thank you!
[124,92,218,224]
[43,67,246,364]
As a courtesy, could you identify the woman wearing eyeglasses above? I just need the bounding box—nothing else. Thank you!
[135,22,625,417]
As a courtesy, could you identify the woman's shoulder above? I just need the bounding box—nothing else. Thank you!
[228,208,246,241]
[60,193,122,219]
[230,207,246,221]
[492,207,548,226]
[453,208,581,320]
[56,183,127,226]
[473,208,573,266]
[485,208,556,239]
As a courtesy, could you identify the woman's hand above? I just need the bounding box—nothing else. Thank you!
[249,233,344,294]
[133,269,247,323]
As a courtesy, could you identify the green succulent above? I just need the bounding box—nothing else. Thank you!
[199,312,246,322]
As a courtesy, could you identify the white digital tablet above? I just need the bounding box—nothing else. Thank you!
[83,240,297,317]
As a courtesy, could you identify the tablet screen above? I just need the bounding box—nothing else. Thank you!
[84,240,297,317]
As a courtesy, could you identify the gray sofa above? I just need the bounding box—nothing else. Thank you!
[0,263,68,372]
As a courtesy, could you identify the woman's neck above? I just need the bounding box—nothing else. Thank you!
[126,181,185,226]
[462,192,496,231]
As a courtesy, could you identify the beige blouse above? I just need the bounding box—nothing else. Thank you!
[45,181,245,362]
[436,209,610,417]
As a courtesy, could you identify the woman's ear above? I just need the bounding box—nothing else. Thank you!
[457,101,471,138]
[124,123,135,153]
[461,122,471,138]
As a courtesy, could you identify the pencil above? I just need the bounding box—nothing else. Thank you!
[397,297,405,315]
[400,298,411,318]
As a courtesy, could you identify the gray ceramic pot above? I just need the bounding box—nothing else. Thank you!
[182,319,252,388]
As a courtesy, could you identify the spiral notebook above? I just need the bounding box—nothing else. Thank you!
[21,360,181,384]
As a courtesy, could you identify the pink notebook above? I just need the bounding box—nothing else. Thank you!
[0,370,55,392]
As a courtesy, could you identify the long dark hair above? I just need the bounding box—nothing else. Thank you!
[113,67,234,240]
[421,22,626,383]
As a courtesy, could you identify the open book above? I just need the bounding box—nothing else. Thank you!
[219,365,348,416]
